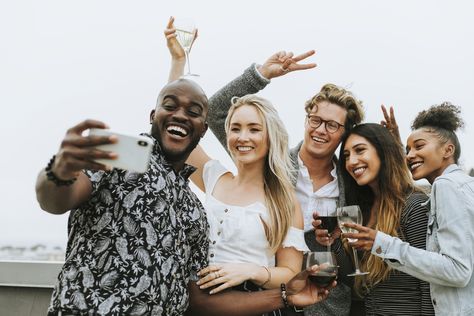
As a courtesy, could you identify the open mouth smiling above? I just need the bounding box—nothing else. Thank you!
[409,161,423,171]
[166,125,189,138]
[352,166,367,177]
[236,146,253,152]
[312,136,328,144]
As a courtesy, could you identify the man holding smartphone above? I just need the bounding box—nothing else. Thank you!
[36,78,333,315]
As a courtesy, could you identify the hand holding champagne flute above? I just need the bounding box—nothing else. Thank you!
[337,205,369,276]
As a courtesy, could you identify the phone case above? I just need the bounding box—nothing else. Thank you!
[89,128,154,173]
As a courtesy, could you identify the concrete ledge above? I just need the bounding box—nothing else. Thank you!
[0,260,63,288]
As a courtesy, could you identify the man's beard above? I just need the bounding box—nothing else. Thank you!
[151,123,201,163]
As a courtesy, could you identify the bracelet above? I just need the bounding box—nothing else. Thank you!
[280,283,290,308]
[45,155,77,186]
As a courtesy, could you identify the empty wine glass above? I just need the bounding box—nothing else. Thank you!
[337,205,369,277]
[173,17,198,77]
[306,251,338,287]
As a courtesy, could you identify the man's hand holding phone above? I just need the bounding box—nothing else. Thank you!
[52,120,118,180]
[88,128,154,173]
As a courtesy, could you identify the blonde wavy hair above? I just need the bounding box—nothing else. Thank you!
[224,94,296,253]
[305,83,364,130]
[339,123,419,295]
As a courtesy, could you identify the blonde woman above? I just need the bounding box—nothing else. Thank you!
[183,94,308,299]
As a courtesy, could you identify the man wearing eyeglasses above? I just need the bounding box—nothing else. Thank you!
[205,51,365,316]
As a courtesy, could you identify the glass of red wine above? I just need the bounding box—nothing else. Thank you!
[315,198,338,238]
[306,251,338,287]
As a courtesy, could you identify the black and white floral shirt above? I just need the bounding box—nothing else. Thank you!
[48,135,209,316]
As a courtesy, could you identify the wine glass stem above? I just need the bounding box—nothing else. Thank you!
[185,50,191,75]
[352,247,361,272]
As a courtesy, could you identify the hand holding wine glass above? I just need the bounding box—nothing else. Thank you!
[342,222,378,252]
[284,264,336,308]
[164,16,199,82]
[337,205,369,276]
[306,252,338,288]
[173,17,198,76]
[312,211,341,247]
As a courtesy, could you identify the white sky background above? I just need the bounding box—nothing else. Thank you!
[1,1,473,250]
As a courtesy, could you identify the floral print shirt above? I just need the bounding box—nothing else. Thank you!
[48,136,209,316]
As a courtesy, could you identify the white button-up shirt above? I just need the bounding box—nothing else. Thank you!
[295,155,339,232]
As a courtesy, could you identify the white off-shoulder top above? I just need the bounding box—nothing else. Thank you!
[203,160,309,267]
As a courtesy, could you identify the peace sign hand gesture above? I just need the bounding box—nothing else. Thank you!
[257,50,317,80]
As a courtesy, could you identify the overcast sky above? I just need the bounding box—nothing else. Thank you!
[1,1,473,251]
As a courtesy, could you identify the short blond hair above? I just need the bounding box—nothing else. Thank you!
[305,83,364,130]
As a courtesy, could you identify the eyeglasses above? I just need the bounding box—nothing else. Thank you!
[307,115,345,133]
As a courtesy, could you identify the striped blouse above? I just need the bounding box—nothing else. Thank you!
[363,191,434,316]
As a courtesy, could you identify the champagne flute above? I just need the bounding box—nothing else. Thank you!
[306,251,338,287]
[173,17,198,77]
[337,205,369,276]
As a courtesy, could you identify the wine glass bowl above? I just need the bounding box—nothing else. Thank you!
[315,198,338,236]
[306,251,338,287]
[337,206,362,242]
[337,205,369,277]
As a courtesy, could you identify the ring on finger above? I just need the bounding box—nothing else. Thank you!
[280,65,289,72]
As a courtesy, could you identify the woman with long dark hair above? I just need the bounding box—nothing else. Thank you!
[338,123,434,315]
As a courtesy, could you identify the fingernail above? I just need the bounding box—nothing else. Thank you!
[209,290,214,294]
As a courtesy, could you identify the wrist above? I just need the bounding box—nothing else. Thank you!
[280,283,291,308]
[45,155,78,186]
[256,65,272,80]
[256,266,271,287]
[171,57,186,65]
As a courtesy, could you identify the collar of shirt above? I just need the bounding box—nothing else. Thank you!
[297,153,339,197]
[141,132,197,179]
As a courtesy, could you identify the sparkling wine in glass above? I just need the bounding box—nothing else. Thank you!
[174,17,198,77]
[337,205,369,276]
[306,251,338,287]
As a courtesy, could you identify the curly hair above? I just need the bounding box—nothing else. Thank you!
[304,83,364,131]
[411,102,464,163]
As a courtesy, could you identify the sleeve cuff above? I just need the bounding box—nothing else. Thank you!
[282,227,310,252]
[246,63,271,87]
[372,231,402,265]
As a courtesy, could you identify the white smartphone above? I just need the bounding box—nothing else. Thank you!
[89,128,154,173]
